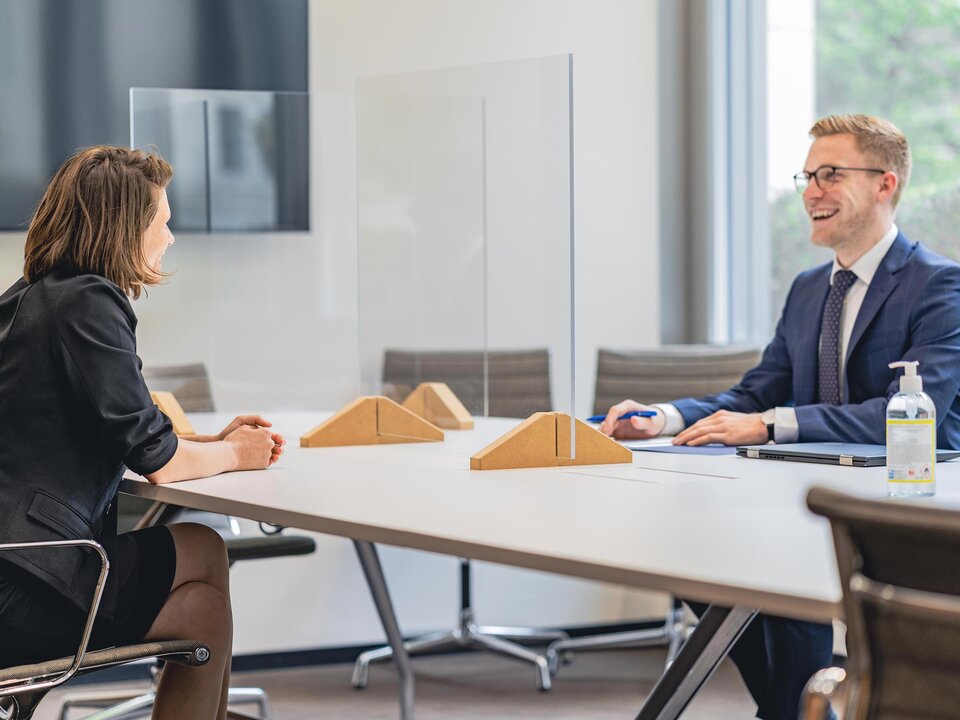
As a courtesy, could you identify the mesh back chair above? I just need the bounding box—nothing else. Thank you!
[0,540,209,720]
[353,349,565,691]
[547,344,763,677]
[381,348,553,418]
[592,345,763,415]
[804,486,960,720]
[140,363,216,413]
[59,364,315,720]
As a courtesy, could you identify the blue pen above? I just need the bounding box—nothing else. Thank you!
[586,410,658,423]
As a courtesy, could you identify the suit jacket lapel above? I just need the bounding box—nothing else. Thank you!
[845,232,915,368]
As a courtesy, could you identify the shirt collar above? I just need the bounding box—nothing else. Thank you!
[830,223,898,286]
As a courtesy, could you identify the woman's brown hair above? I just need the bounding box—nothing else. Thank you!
[23,146,173,299]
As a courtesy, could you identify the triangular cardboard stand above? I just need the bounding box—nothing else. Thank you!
[300,396,444,448]
[470,412,632,470]
[150,391,195,436]
[402,382,474,430]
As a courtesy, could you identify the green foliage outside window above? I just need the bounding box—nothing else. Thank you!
[770,0,960,322]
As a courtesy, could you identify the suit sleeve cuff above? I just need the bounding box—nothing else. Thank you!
[653,403,685,437]
[774,407,798,443]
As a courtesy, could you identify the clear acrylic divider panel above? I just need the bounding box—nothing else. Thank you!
[129,89,362,414]
[356,55,575,454]
[130,88,309,233]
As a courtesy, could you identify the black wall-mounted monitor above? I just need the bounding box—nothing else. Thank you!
[0,0,309,232]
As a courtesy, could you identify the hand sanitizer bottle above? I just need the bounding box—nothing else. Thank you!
[886,360,936,497]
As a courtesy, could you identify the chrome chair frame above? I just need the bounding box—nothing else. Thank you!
[352,558,568,691]
[0,540,109,701]
[57,501,275,720]
[546,597,689,676]
[0,540,210,720]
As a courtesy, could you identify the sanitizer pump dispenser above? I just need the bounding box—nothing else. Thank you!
[886,360,936,497]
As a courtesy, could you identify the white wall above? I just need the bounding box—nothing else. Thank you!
[767,0,815,194]
[0,0,664,653]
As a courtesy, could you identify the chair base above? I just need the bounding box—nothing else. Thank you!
[58,686,271,720]
[546,600,690,676]
[352,609,568,691]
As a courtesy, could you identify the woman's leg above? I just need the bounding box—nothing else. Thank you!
[143,523,233,720]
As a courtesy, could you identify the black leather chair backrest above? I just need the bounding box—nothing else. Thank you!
[807,486,960,720]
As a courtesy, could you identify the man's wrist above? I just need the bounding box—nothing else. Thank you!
[761,408,776,443]
[652,404,685,436]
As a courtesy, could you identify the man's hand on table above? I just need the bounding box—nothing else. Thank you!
[672,410,766,446]
[598,400,667,439]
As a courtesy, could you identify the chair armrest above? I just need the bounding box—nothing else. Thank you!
[0,539,109,695]
[801,666,847,719]
[0,640,210,688]
[225,535,316,562]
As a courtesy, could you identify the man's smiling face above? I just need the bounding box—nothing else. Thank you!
[802,133,886,253]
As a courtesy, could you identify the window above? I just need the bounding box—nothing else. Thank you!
[767,0,960,329]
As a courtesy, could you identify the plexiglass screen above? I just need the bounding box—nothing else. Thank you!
[356,55,575,452]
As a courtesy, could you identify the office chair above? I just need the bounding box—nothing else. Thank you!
[547,345,762,676]
[141,362,215,412]
[380,348,553,418]
[803,486,960,720]
[591,345,763,412]
[0,539,210,720]
[354,348,568,691]
[58,363,315,720]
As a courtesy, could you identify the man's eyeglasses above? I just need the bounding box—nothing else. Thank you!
[793,165,887,193]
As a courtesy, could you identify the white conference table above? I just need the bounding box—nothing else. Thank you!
[122,412,960,719]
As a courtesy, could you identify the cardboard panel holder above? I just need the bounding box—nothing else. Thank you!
[470,412,632,470]
[301,396,444,448]
[150,391,195,436]
[402,382,474,430]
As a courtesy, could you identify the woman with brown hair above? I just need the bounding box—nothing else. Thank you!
[0,146,283,719]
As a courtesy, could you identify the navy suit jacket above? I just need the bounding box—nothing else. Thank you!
[672,232,960,448]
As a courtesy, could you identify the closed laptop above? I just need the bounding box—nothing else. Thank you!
[736,442,960,467]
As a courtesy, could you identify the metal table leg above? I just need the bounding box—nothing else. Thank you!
[354,541,415,720]
[635,604,758,720]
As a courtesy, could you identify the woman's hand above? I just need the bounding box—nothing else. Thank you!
[148,415,285,483]
[217,414,273,441]
[222,424,278,471]
[221,415,284,465]
[269,432,286,465]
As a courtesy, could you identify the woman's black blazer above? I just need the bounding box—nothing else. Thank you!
[0,269,177,618]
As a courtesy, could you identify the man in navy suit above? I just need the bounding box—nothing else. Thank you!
[601,114,960,719]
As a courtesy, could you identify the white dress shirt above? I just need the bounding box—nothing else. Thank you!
[656,224,899,441]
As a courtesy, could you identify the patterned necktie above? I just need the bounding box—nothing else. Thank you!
[818,269,858,405]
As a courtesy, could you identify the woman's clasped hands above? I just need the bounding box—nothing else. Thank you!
[218,414,285,469]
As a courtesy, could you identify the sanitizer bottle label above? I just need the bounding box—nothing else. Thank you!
[887,419,935,482]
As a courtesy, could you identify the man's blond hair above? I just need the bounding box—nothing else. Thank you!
[809,114,911,207]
